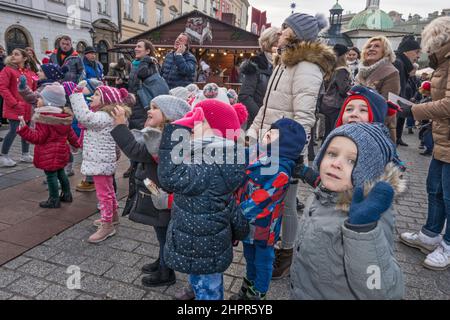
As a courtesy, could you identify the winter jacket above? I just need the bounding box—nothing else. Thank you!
[393,52,414,99]
[128,56,161,130]
[320,67,352,116]
[0,59,37,121]
[290,164,405,300]
[82,58,104,80]
[49,49,84,83]
[69,93,131,176]
[18,81,55,109]
[237,154,294,247]
[347,59,359,83]
[356,58,401,142]
[412,41,450,164]
[157,124,249,275]
[161,50,197,89]
[248,41,335,140]
[111,124,171,227]
[17,106,80,171]
[238,53,273,126]
[108,62,129,89]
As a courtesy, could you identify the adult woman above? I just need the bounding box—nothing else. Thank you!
[356,36,400,142]
[346,46,360,81]
[400,16,450,270]
[25,47,41,73]
[239,27,279,127]
[248,12,335,279]
[320,44,352,140]
[0,49,37,167]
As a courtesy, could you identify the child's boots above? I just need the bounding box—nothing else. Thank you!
[88,222,116,243]
[229,277,253,300]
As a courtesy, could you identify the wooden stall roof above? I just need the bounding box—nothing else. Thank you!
[119,10,260,50]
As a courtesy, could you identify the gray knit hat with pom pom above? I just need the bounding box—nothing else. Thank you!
[284,13,329,42]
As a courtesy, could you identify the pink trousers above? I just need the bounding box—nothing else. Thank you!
[93,175,118,223]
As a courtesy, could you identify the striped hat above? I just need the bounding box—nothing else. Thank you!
[96,86,129,105]
[314,123,396,188]
[63,81,77,96]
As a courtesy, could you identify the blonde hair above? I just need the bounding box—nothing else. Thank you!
[361,36,396,64]
[259,27,280,52]
[421,16,450,54]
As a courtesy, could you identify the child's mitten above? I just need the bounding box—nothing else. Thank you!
[348,182,394,225]
[18,75,27,91]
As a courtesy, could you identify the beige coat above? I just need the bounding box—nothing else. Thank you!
[412,41,450,163]
[356,58,401,142]
[248,41,335,140]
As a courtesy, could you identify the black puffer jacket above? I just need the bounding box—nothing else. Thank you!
[238,53,273,126]
[393,52,414,98]
[157,124,249,275]
[128,56,160,130]
[111,124,170,227]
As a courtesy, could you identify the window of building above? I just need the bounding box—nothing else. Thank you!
[156,7,163,26]
[76,41,87,54]
[139,0,148,24]
[124,0,133,19]
[98,0,108,15]
[78,0,89,10]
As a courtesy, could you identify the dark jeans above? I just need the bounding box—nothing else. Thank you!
[396,116,406,142]
[406,116,415,128]
[1,120,30,155]
[422,158,450,245]
[45,169,70,199]
[423,130,434,152]
[154,226,168,268]
[243,243,275,294]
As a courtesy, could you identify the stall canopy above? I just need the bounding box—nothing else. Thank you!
[111,10,261,88]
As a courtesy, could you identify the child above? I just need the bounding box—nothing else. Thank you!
[70,85,131,243]
[157,99,250,300]
[416,81,433,156]
[17,83,80,208]
[290,123,405,300]
[297,85,404,188]
[110,95,191,287]
[232,118,307,300]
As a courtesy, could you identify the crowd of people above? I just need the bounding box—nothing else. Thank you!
[0,12,449,301]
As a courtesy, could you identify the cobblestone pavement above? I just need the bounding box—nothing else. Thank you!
[0,126,449,300]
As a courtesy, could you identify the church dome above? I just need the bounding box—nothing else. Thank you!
[348,7,394,30]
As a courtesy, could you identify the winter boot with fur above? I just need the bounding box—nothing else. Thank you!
[88,222,116,243]
[229,277,253,300]
[141,266,176,287]
[272,248,293,279]
[39,197,61,209]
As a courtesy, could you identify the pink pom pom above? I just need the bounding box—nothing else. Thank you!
[233,103,248,125]
[119,88,129,99]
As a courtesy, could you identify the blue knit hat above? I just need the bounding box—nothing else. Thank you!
[283,13,329,42]
[314,123,396,188]
[335,85,388,127]
[270,118,306,161]
[41,63,67,81]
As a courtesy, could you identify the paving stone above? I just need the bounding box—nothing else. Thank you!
[23,246,61,261]
[9,295,30,300]
[163,280,191,298]
[419,288,449,300]
[104,265,141,284]
[107,237,141,252]
[106,250,142,267]
[142,291,172,300]
[18,260,58,278]
[48,251,88,267]
[3,256,32,270]
[76,294,102,300]
[404,287,420,300]
[106,282,146,300]
[0,290,14,300]
[133,244,160,258]
[36,284,81,300]
[79,258,114,276]
[80,275,114,296]
[8,276,50,297]
[0,268,22,288]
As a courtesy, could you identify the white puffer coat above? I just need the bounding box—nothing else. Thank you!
[248,40,335,140]
[70,93,130,176]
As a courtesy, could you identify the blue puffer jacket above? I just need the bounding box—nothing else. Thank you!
[158,124,249,275]
[161,51,197,89]
[83,58,104,80]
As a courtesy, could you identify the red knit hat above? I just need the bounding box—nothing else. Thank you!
[420,81,431,93]
[96,86,129,105]
[193,100,248,140]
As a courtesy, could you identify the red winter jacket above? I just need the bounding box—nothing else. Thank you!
[0,59,37,121]
[17,107,80,171]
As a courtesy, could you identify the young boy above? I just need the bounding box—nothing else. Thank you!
[232,118,307,300]
[290,123,405,299]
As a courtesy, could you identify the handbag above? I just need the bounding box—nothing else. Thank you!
[136,73,170,109]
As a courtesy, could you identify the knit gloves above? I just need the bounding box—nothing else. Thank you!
[172,107,204,129]
[348,181,394,226]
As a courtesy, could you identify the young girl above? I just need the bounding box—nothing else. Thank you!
[17,83,80,208]
[70,85,131,243]
[157,99,249,300]
[290,123,405,299]
[110,95,191,287]
[0,49,37,167]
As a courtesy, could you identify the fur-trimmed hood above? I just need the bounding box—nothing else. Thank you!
[276,40,336,80]
[316,163,407,213]
[32,106,74,126]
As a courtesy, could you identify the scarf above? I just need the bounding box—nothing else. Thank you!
[357,57,391,82]
[57,47,74,66]
[131,59,141,69]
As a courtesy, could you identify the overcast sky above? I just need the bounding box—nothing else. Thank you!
[248,0,448,27]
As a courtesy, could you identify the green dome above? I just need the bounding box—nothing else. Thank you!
[332,2,343,11]
[348,8,394,30]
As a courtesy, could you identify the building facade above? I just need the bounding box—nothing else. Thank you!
[0,0,120,63]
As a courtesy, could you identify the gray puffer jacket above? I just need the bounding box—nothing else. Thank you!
[290,164,405,300]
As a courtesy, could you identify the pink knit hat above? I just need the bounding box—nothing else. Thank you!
[193,100,248,140]
[96,86,129,105]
